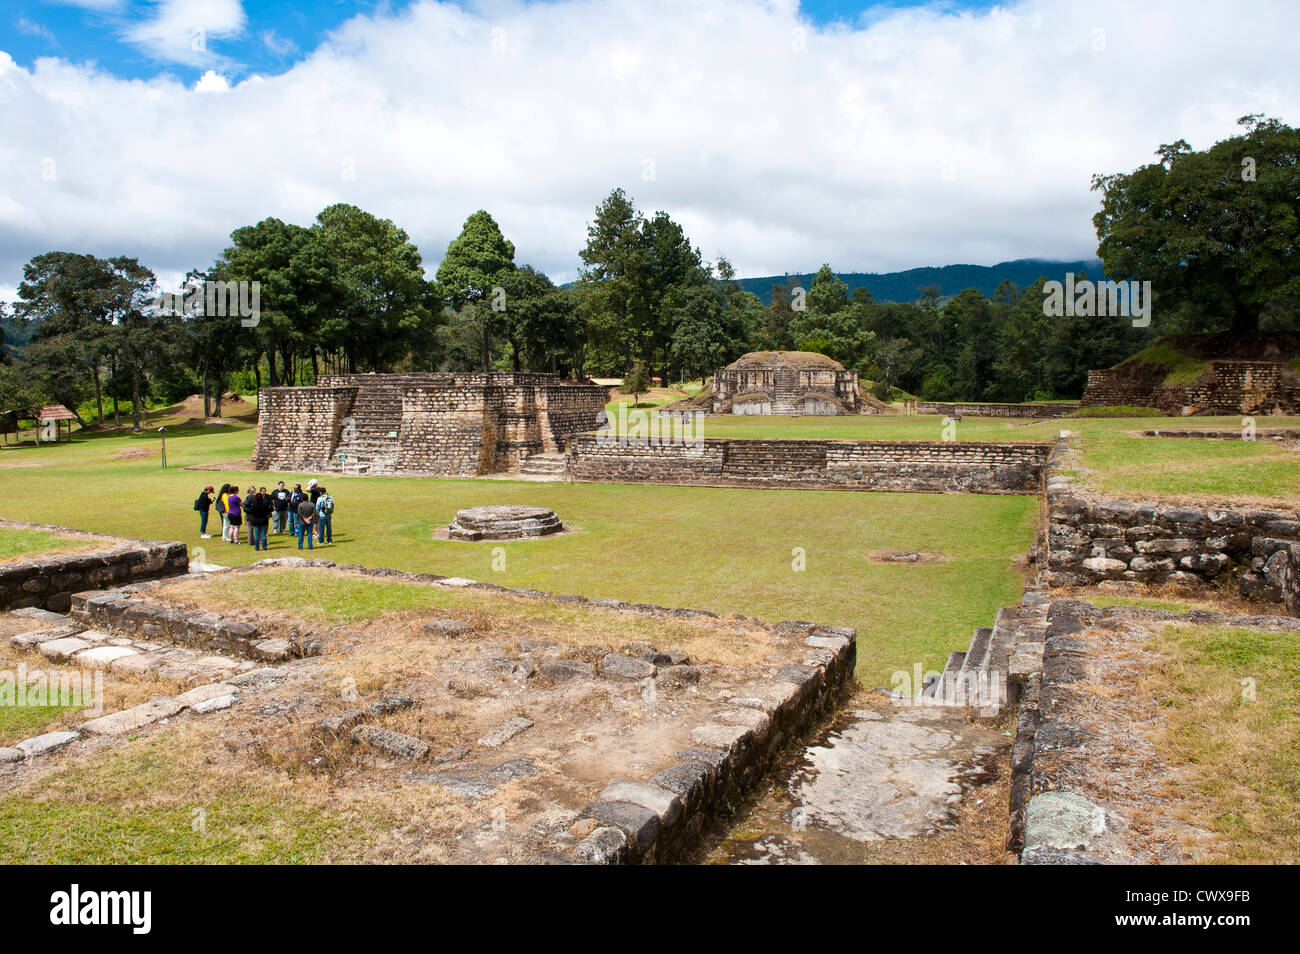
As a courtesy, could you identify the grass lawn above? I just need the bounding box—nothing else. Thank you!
[0,419,1037,687]
[0,527,102,564]
[1144,624,1300,864]
[617,411,1300,506]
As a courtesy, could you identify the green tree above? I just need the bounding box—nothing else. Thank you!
[316,203,442,372]
[623,359,650,407]
[437,210,516,371]
[1092,115,1300,336]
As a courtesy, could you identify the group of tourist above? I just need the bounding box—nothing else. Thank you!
[193,478,336,551]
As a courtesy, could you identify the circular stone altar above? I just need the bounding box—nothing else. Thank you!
[446,505,563,541]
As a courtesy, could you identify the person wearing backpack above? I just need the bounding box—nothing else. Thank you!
[288,483,305,537]
[215,483,231,541]
[225,487,243,545]
[315,487,334,544]
[195,486,214,538]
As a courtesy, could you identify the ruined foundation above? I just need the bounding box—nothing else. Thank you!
[446,505,564,541]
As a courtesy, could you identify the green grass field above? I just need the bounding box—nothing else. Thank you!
[0,527,96,564]
[0,414,1039,687]
[614,411,1300,505]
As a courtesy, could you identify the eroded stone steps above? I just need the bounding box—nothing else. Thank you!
[2,609,290,766]
[69,589,310,662]
[518,454,568,479]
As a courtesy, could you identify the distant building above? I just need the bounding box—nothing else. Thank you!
[709,351,862,416]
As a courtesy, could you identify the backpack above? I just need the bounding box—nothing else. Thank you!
[317,494,334,516]
[193,495,204,512]
[215,495,227,515]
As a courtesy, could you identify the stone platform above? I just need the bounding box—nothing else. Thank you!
[447,505,563,541]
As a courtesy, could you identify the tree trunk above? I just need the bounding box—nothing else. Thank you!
[1231,298,1258,337]
[202,369,210,418]
[267,348,279,388]
[131,365,142,432]
[93,365,104,426]
[110,355,120,428]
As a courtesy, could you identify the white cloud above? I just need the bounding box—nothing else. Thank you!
[15,15,58,45]
[123,0,247,66]
[194,68,229,91]
[0,0,1298,297]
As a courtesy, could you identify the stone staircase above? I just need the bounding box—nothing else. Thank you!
[334,385,404,473]
[921,586,1049,714]
[518,453,569,481]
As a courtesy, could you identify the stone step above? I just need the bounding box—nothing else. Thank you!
[960,627,993,676]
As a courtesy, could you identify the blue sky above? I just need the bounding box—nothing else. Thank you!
[2,1,996,82]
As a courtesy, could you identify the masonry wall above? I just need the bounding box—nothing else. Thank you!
[915,401,1078,419]
[0,539,189,613]
[1080,360,1300,415]
[253,374,605,476]
[570,436,1051,493]
[1045,491,1300,602]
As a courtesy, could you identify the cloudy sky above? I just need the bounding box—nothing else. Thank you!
[1,0,1298,301]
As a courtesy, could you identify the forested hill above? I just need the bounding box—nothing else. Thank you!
[737,258,1106,303]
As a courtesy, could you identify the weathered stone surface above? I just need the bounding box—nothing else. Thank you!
[250,638,292,661]
[423,618,472,638]
[1081,557,1127,578]
[574,826,629,864]
[80,698,185,736]
[368,695,415,715]
[38,636,91,661]
[0,746,24,763]
[15,730,80,757]
[313,709,365,738]
[352,724,430,760]
[176,683,238,707]
[227,668,286,688]
[9,628,78,649]
[656,665,702,689]
[1023,791,1106,851]
[651,761,713,803]
[599,779,683,828]
[447,505,563,541]
[108,652,165,676]
[192,694,239,714]
[10,607,72,623]
[581,801,660,855]
[599,653,656,681]
[477,716,534,748]
[539,658,593,682]
[73,645,139,668]
[690,723,750,751]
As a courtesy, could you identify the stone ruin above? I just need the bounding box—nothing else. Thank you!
[709,351,863,415]
[446,505,563,541]
[252,372,607,477]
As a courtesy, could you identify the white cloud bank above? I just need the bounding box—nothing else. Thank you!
[1,0,1298,296]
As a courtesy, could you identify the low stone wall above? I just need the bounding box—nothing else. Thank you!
[577,622,856,864]
[1045,490,1300,602]
[1008,600,1300,863]
[570,435,1052,494]
[0,520,188,613]
[1081,360,1300,415]
[914,401,1078,419]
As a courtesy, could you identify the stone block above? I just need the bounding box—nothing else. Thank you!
[80,698,185,736]
[352,724,430,760]
[15,731,80,757]
[477,717,534,748]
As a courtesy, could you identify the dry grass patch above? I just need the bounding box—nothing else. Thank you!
[1140,624,1300,864]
